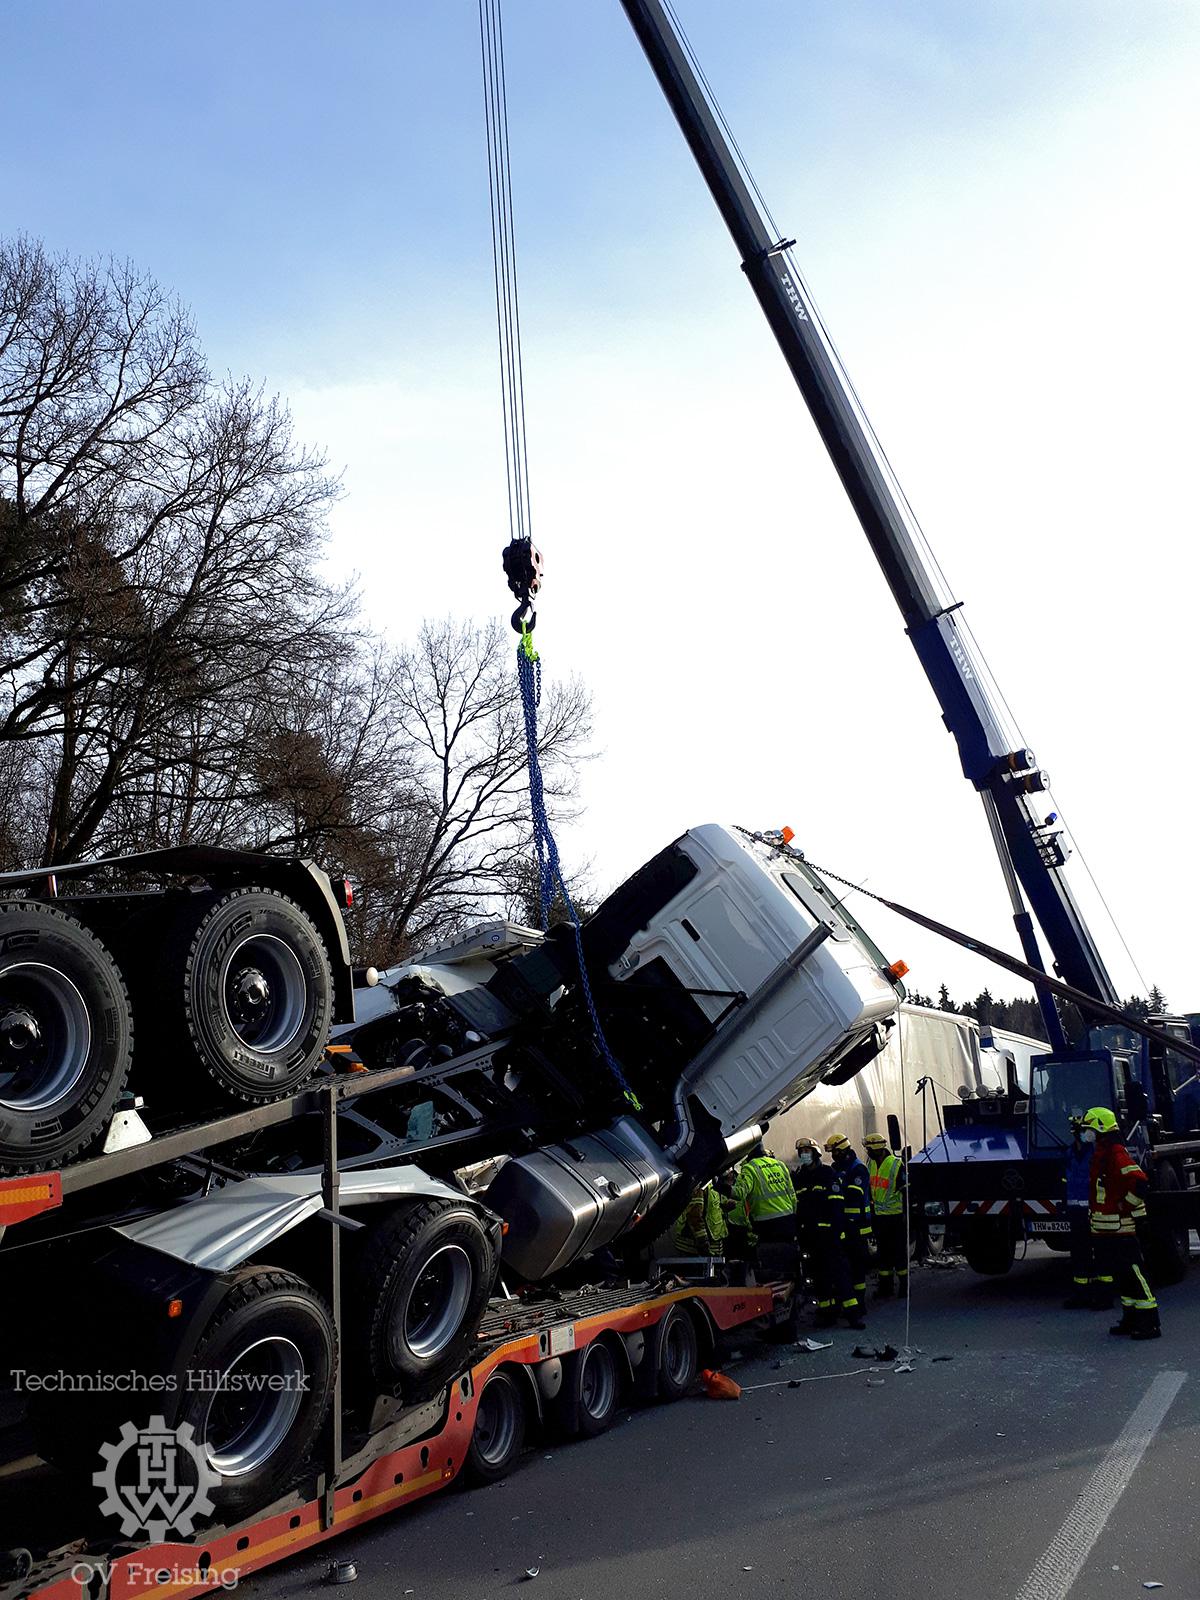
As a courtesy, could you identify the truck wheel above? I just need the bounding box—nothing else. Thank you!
[172,888,333,1103]
[176,1269,336,1517]
[655,1305,699,1401]
[358,1199,497,1402]
[557,1340,621,1438]
[463,1368,526,1485]
[963,1217,1015,1276]
[1144,1163,1190,1286]
[0,901,132,1172]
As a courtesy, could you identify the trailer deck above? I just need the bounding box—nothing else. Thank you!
[4,1278,779,1600]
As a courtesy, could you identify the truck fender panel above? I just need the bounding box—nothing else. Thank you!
[533,1355,563,1404]
[115,1165,490,1272]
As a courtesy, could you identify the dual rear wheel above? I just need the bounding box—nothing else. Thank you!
[0,886,333,1172]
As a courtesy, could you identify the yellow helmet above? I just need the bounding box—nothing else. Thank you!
[795,1137,819,1154]
[863,1133,889,1150]
[1081,1106,1119,1135]
[825,1133,850,1153]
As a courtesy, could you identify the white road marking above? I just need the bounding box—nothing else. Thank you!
[740,1369,867,1392]
[1015,1369,1187,1600]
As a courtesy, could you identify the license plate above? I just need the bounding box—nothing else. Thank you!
[1029,1220,1070,1234]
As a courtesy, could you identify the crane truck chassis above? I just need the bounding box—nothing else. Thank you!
[0,823,905,1591]
[909,1025,1200,1282]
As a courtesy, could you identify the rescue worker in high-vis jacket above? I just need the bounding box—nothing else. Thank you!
[715,1167,755,1260]
[670,1182,730,1257]
[826,1133,873,1308]
[1062,1118,1110,1309]
[793,1138,866,1329]
[864,1133,907,1298]
[733,1141,797,1245]
[1081,1106,1161,1340]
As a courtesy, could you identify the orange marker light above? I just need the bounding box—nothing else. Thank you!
[167,1298,184,1319]
[888,960,910,980]
[780,826,795,844]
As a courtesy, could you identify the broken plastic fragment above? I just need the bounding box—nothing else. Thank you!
[799,1337,833,1352]
[523,1567,540,1581]
[701,1368,742,1399]
[866,1377,885,1386]
[894,1363,913,1374]
[1142,1585,1163,1591]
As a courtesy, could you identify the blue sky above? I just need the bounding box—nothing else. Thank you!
[6,2,1199,1005]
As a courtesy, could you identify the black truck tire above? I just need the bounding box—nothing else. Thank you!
[654,1304,699,1401]
[962,1217,1016,1276]
[556,1339,622,1438]
[0,901,132,1173]
[463,1368,527,1485]
[166,887,333,1104]
[357,1199,497,1402]
[176,1269,337,1517]
[1144,1162,1190,1286]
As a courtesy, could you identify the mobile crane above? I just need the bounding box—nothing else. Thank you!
[617,0,1199,1280]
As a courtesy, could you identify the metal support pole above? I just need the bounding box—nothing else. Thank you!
[320,1084,343,1531]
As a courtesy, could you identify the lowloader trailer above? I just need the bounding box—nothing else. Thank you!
[0,823,905,1595]
[2,1151,786,1600]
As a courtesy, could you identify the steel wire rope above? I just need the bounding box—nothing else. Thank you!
[479,0,532,545]
[479,0,638,1109]
[956,614,1148,989]
[1054,822,1149,997]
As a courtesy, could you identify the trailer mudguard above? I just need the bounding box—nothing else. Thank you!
[114,1165,489,1271]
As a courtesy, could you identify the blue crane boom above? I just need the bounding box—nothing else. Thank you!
[618,0,1119,1033]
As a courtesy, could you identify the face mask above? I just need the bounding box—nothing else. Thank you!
[1081,1129,1097,1145]
[798,1152,814,1167]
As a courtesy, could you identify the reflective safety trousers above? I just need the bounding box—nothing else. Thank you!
[734,1155,796,1221]
[868,1153,905,1217]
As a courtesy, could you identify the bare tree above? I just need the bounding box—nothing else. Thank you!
[214,621,592,965]
[371,618,592,956]
[0,240,596,967]
[0,237,349,864]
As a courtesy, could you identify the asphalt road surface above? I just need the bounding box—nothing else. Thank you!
[253,1244,1200,1600]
